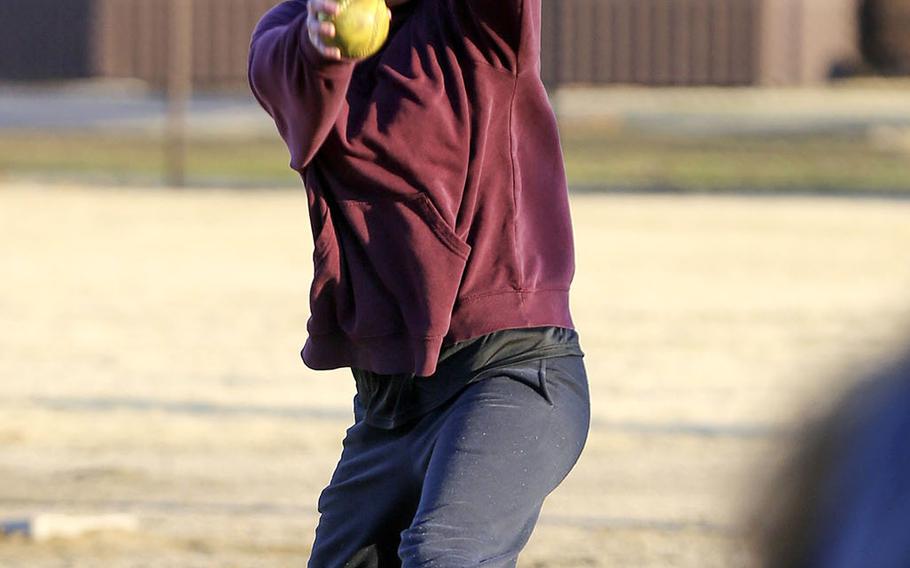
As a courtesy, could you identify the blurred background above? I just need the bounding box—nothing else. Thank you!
[1,0,909,566]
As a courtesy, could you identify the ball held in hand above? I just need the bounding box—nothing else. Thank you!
[318,0,391,59]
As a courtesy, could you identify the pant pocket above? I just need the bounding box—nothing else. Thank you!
[469,359,555,407]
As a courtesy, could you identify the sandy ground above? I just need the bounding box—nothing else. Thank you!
[1,183,909,567]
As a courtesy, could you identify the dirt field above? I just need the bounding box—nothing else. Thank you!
[1,183,909,567]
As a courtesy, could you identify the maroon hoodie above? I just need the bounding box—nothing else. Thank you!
[249,0,576,376]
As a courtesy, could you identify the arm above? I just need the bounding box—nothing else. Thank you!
[248,0,355,170]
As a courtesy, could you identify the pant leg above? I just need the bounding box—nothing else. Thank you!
[308,397,421,568]
[398,356,591,567]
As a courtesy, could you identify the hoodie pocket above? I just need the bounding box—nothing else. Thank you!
[308,192,471,340]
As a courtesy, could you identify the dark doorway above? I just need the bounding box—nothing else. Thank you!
[0,0,94,81]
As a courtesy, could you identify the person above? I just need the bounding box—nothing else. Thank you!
[248,0,591,565]
[752,348,910,568]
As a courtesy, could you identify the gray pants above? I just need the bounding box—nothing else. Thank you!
[308,355,591,568]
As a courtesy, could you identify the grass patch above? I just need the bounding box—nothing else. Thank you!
[0,131,298,187]
[560,121,910,194]
[1,125,909,194]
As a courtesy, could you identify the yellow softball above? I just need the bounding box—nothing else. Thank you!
[318,0,391,59]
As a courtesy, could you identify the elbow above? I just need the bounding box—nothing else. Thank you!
[247,41,268,101]
[247,41,280,117]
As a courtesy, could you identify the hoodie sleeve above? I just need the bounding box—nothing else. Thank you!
[248,0,356,170]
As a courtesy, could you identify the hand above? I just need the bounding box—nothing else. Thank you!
[307,0,342,60]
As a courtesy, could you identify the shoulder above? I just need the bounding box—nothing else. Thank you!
[432,0,529,72]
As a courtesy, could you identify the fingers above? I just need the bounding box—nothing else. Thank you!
[310,19,335,39]
[307,0,342,60]
[307,25,341,61]
[308,0,340,16]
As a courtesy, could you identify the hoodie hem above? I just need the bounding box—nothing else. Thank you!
[447,288,574,344]
[302,332,446,376]
[301,288,574,376]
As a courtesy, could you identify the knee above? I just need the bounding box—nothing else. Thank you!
[398,524,476,567]
[398,521,523,568]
